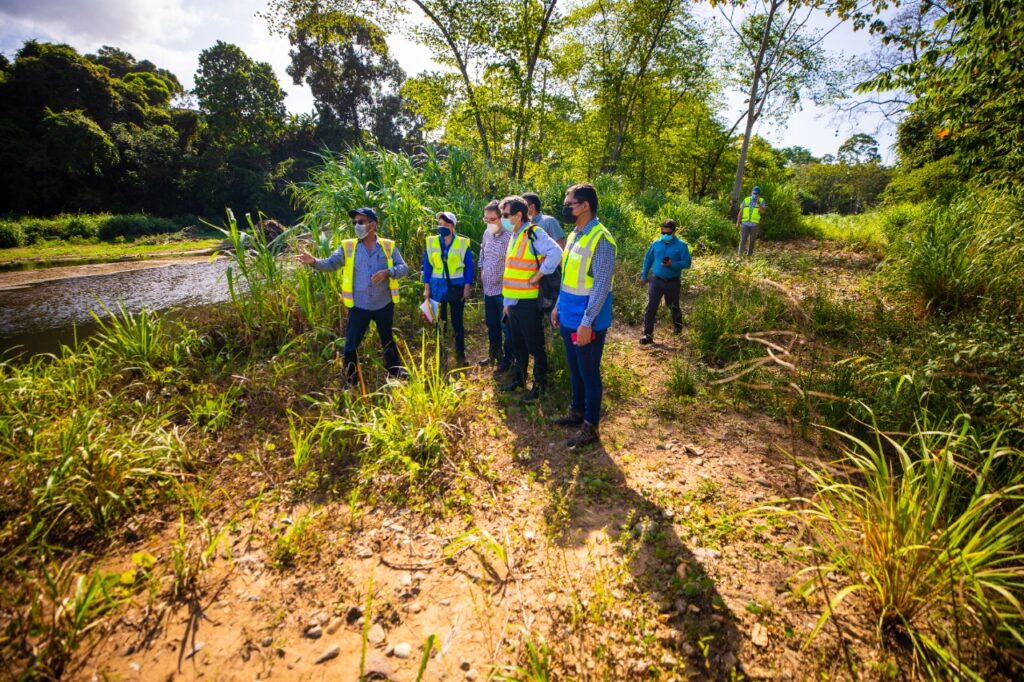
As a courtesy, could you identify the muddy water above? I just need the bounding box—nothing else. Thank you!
[0,257,235,358]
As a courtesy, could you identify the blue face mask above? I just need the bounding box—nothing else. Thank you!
[437,226,452,237]
[660,233,674,243]
[501,218,514,232]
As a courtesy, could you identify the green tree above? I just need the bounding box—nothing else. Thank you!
[837,132,880,164]
[717,1,841,216]
[286,12,408,146]
[193,41,286,148]
[781,145,817,165]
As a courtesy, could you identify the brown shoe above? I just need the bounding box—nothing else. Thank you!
[552,409,584,427]
[566,421,599,448]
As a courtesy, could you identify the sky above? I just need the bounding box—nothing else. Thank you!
[0,0,897,162]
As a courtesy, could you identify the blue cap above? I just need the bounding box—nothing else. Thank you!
[348,207,379,223]
[752,186,761,194]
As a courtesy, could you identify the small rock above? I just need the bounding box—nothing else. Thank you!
[315,644,340,664]
[392,642,412,659]
[693,547,721,563]
[656,443,668,450]
[523,530,535,541]
[401,575,413,587]
[384,643,395,656]
[682,643,696,657]
[367,624,386,644]
[346,606,363,624]
[128,662,141,672]
[620,607,633,619]
[693,457,704,466]
[660,654,678,668]
[460,659,472,671]
[675,563,689,581]
[751,622,769,648]
[305,625,323,639]
[722,652,738,670]
[355,546,373,558]
[464,670,479,681]
[688,603,701,614]
[326,617,343,635]
[439,598,451,606]
[261,636,273,647]
[404,602,422,614]
[122,644,136,656]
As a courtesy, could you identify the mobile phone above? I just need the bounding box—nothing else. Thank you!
[571,331,578,344]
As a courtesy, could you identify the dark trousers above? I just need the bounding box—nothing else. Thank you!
[560,325,606,426]
[643,277,682,337]
[484,294,514,363]
[438,289,466,359]
[508,301,547,387]
[343,303,401,378]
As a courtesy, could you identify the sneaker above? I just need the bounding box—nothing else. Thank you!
[639,335,653,345]
[552,409,584,427]
[478,357,493,367]
[500,379,523,393]
[567,421,599,448]
[519,384,544,403]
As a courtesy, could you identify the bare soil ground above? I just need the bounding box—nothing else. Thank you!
[69,243,882,681]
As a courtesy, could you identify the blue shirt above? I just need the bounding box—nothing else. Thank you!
[503,225,563,308]
[313,237,410,311]
[642,236,691,280]
[557,218,616,329]
[532,213,565,243]
[422,235,474,301]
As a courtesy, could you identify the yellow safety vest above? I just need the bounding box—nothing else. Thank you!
[340,237,400,308]
[741,197,763,224]
[560,223,617,296]
[502,227,543,299]
[426,234,469,279]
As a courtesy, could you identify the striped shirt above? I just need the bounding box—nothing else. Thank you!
[479,228,512,297]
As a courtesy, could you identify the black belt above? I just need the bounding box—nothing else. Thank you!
[653,276,680,282]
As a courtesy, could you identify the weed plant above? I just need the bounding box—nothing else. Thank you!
[787,419,1024,679]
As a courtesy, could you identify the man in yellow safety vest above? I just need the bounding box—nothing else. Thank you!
[500,195,563,402]
[550,183,617,448]
[736,186,767,257]
[298,207,410,381]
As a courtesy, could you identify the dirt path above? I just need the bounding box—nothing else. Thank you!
[72,245,872,681]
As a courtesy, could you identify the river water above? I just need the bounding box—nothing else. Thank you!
[0,257,235,358]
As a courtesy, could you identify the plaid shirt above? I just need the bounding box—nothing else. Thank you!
[479,228,512,297]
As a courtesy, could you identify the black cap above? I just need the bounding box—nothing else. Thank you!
[348,207,379,223]
[661,219,677,230]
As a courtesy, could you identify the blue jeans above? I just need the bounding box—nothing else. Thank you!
[559,325,606,425]
[343,303,401,378]
[484,294,513,363]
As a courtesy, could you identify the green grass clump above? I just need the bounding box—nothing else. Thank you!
[0,221,27,247]
[788,419,1024,679]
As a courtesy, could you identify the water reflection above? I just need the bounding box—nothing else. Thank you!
[0,258,234,357]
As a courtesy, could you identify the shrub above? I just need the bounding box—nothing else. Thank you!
[0,221,26,247]
[789,420,1024,679]
[657,199,735,253]
[98,213,177,240]
[757,182,817,241]
[881,155,965,205]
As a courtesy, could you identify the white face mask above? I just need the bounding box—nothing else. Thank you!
[486,221,500,235]
[354,222,369,239]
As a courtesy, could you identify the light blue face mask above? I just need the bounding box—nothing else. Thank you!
[501,218,514,232]
[660,233,674,243]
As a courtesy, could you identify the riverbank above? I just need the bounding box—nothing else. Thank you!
[0,237,224,270]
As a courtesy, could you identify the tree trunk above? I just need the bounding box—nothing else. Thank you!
[410,0,492,160]
[729,0,780,218]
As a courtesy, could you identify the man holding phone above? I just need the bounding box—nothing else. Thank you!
[639,219,691,345]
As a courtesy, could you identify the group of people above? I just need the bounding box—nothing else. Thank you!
[295,183,766,448]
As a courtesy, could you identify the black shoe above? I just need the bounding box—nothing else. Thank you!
[567,421,599,448]
[673,327,683,335]
[494,361,513,375]
[639,335,653,345]
[519,384,544,403]
[500,379,523,393]
[552,409,584,427]
[456,354,467,366]
[478,357,493,367]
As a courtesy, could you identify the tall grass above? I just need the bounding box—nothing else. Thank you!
[788,419,1024,679]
